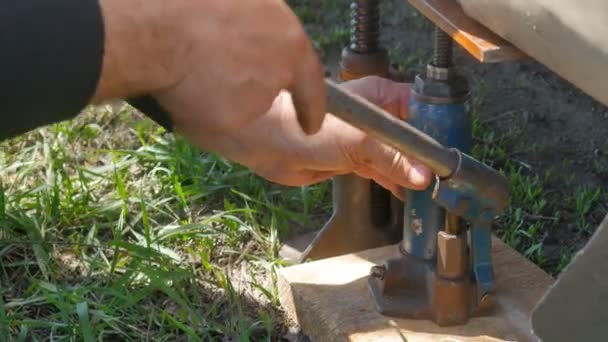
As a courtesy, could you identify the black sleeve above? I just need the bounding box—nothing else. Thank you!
[0,0,173,142]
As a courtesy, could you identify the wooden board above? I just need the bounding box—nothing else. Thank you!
[407,0,526,63]
[279,237,553,342]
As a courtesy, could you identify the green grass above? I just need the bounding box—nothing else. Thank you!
[0,104,331,340]
[291,0,351,60]
[468,79,603,274]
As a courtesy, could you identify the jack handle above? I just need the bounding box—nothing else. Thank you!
[325,78,510,218]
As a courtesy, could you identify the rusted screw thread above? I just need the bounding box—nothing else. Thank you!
[432,27,453,68]
[350,0,381,53]
[370,265,386,280]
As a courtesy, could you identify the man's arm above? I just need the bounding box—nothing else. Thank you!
[0,0,327,141]
[0,0,431,191]
[0,0,104,140]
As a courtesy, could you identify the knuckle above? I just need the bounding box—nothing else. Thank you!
[388,152,408,178]
[353,164,373,178]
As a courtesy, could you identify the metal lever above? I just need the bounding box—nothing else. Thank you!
[325,77,510,324]
[325,78,509,207]
[325,78,458,178]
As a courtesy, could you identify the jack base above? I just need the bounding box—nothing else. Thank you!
[368,243,495,326]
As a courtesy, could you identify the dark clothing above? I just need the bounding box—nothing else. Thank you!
[0,0,171,141]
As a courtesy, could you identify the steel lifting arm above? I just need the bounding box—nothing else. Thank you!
[326,79,457,178]
[325,78,509,217]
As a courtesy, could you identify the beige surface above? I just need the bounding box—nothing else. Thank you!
[457,0,608,107]
[279,237,553,342]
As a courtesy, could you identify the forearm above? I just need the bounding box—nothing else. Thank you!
[0,0,325,142]
[95,0,193,131]
[94,0,188,103]
[0,0,184,141]
[0,0,104,140]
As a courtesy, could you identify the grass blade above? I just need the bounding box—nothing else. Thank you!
[17,325,28,342]
[162,311,201,341]
[76,301,94,342]
[0,295,9,341]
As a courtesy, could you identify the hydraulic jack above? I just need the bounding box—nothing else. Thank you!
[299,0,520,327]
[324,53,509,323]
[369,26,498,325]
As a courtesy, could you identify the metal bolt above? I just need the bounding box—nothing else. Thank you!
[348,0,391,226]
[432,27,453,68]
[350,0,381,53]
[370,265,386,280]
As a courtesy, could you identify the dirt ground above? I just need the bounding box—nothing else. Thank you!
[291,0,608,275]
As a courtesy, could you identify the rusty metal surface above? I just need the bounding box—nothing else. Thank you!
[407,0,526,63]
[433,232,472,325]
[431,276,471,325]
[445,213,461,235]
[301,3,398,261]
[437,231,466,279]
[367,238,494,326]
[300,174,402,261]
[339,48,389,81]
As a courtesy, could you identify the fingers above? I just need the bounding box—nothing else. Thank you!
[341,76,411,120]
[355,136,432,191]
[356,166,404,200]
[288,30,327,135]
[340,76,428,190]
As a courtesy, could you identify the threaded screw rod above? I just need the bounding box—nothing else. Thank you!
[433,27,453,68]
[350,0,381,53]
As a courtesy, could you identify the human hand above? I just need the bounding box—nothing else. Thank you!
[95,0,325,134]
[180,76,433,198]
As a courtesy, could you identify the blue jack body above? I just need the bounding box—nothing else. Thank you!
[367,29,504,326]
[404,101,472,260]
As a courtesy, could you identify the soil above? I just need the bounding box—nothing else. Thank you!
[290,0,608,274]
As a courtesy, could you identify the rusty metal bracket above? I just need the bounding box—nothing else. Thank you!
[407,0,526,63]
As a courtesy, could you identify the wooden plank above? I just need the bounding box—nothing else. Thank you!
[279,237,553,342]
[407,0,526,63]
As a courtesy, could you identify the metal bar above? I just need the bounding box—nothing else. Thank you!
[407,0,526,63]
[325,78,459,178]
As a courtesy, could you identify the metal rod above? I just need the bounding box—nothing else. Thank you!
[350,0,381,53]
[433,27,453,68]
[445,213,461,235]
[325,78,459,178]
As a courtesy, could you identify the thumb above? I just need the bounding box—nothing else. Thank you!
[289,40,327,135]
[355,136,433,191]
